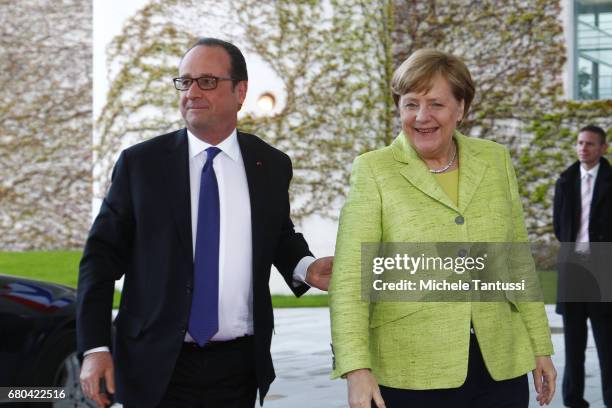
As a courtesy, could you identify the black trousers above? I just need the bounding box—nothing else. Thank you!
[562,302,612,408]
[375,332,529,408]
[154,336,257,408]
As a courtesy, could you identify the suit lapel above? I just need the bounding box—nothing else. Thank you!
[163,128,193,258]
[571,167,581,234]
[455,134,487,213]
[392,133,457,211]
[398,162,457,211]
[591,159,612,211]
[237,131,265,276]
[393,132,487,213]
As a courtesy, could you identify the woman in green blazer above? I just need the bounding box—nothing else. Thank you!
[330,49,556,408]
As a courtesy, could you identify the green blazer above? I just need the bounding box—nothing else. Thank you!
[330,132,553,389]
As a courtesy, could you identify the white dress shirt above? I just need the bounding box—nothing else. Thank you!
[186,128,254,340]
[85,129,314,354]
[575,163,600,253]
[186,129,315,340]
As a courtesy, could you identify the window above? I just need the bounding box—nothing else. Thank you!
[574,0,612,100]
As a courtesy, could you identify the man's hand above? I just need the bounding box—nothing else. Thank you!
[533,355,556,406]
[306,256,333,291]
[80,351,115,408]
[346,368,386,408]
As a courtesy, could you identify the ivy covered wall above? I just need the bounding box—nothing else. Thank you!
[2,0,609,251]
[0,0,92,250]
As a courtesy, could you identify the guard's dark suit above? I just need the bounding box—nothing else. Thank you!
[553,157,612,408]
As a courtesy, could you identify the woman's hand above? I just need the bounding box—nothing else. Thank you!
[532,356,556,406]
[346,368,386,408]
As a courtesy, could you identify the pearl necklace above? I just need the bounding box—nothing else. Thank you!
[428,142,457,174]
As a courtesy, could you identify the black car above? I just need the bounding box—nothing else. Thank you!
[0,274,96,407]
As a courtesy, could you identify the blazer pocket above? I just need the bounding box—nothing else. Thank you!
[369,303,428,329]
[504,293,520,312]
[114,312,145,339]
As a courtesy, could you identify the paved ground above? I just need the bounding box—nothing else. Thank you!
[265,306,607,408]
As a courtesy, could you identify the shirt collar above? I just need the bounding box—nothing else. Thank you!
[187,128,241,162]
[580,162,600,180]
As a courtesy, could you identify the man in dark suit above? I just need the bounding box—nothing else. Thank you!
[77,38,332,408]
[553,124,612,408]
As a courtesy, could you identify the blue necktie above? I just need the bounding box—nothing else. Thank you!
[188,146,221,346]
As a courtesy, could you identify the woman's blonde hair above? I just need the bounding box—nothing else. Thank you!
[391,49,475,118]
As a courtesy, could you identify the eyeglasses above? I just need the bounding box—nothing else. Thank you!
[172,75,236,91]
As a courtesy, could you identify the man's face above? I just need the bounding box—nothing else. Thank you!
[178,45,247,139]
[576,131,608,169]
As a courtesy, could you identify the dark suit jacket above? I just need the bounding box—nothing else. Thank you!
[553,157,612,313]
[76,129,312,407]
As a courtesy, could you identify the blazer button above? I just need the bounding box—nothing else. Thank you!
[186,286,192,294]
[455,216,464,225]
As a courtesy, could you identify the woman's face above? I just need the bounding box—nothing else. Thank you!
[399,76,465,160]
